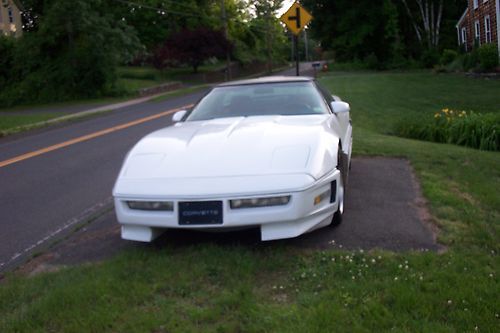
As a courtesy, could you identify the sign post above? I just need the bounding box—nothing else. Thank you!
[280,2,313,76]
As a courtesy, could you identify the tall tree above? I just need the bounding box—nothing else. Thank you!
[302,0,402,65]
[400,0,443,49]
[251,0,284,72]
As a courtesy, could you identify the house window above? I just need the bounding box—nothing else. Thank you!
[8,7,13,23]
[473,0,478,9]
[461,27,468,51]
[474,20,481,45]
[484,15,491,43]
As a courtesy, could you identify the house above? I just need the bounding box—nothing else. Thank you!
[0,0,23,38]
[456,0,500,56]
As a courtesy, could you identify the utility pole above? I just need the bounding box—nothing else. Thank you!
[295,34,299,76]
[304,29,309,62]
[220,0,231,80]
[266,4,273,74]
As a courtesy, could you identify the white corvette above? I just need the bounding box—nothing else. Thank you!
[113,76,352,242]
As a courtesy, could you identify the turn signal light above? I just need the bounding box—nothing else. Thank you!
[314,189,331,206]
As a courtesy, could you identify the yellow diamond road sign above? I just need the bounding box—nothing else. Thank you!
[280,2,313,35]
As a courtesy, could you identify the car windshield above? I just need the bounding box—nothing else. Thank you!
[186,81,330,121]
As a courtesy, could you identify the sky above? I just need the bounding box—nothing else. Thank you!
[277,0,296,17]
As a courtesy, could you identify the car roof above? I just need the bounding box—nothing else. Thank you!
[216,76,315,87]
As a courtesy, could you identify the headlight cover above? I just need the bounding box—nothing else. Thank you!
[126,201,174,211]
[230,196,291,209]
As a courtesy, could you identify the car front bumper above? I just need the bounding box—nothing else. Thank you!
[113,170,342,242]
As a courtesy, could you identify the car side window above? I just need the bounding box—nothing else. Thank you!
[315,82,334,105]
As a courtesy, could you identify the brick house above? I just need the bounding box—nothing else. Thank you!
[456,0,500,56]
[0,0,23,38]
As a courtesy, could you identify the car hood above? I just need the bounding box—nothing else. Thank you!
[117,115,340,183]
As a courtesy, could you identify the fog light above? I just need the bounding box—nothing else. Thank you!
[314,189,331,206]
[126,201,173,211]
[230,196,291,209]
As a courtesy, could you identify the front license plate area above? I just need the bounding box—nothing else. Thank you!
[178,201,223,225]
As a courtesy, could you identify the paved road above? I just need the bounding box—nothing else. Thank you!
[0,64,437,273]
[0,90,207,272]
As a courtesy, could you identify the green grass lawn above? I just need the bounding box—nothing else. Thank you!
[1,71,499,332]
[0,113,65,135]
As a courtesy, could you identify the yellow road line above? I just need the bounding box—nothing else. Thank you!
[0,104,193,169]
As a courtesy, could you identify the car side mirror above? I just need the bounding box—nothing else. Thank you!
[330,101,350,114]
[172,110,187,122]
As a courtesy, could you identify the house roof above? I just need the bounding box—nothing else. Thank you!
[3,0,24,11]
[456,8,468,28]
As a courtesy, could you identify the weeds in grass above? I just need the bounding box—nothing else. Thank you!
[395,109,499,151]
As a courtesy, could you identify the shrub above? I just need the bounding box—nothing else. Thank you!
[420,49,440,68]
[445,56,465,72]
[363,53,379,70]
[463,49,480,71]
[477,44,499,71]
[441,49,458,65]
[395,109,499,151]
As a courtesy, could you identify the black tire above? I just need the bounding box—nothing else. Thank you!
[331,147,345,227]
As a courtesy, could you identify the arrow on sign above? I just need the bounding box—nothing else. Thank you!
[288,7,301,29]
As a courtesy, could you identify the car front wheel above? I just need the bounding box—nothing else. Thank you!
[331,148,346,226]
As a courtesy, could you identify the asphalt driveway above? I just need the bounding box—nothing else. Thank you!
[19,156,440,274]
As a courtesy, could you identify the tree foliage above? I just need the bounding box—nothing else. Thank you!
[0,0,141,106]
[302,0,402,66]
[153,28,232,73]
[301,0,466,66]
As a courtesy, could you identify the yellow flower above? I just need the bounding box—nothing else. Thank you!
[442,108,449,114]
[434,113,441,118]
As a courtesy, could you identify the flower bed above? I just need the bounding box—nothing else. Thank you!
[395,109,499,151]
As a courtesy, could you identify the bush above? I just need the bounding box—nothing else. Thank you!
[420,49,440,68]
[477,44,499,71]
[463,49,480,71]
[445,56,465,72]
[321,50,335,61]
[441,49,458,65]
[394,109,500,151]
[363,53,380,70]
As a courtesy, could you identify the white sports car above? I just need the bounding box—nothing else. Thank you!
[113,76,352,242]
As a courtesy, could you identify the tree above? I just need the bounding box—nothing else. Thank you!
[400,0,444,49]
[106,0,219,51]
[153,28,232,73]
[251,0,284,72]
[301,0,403,66]
[0,0,141,106]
